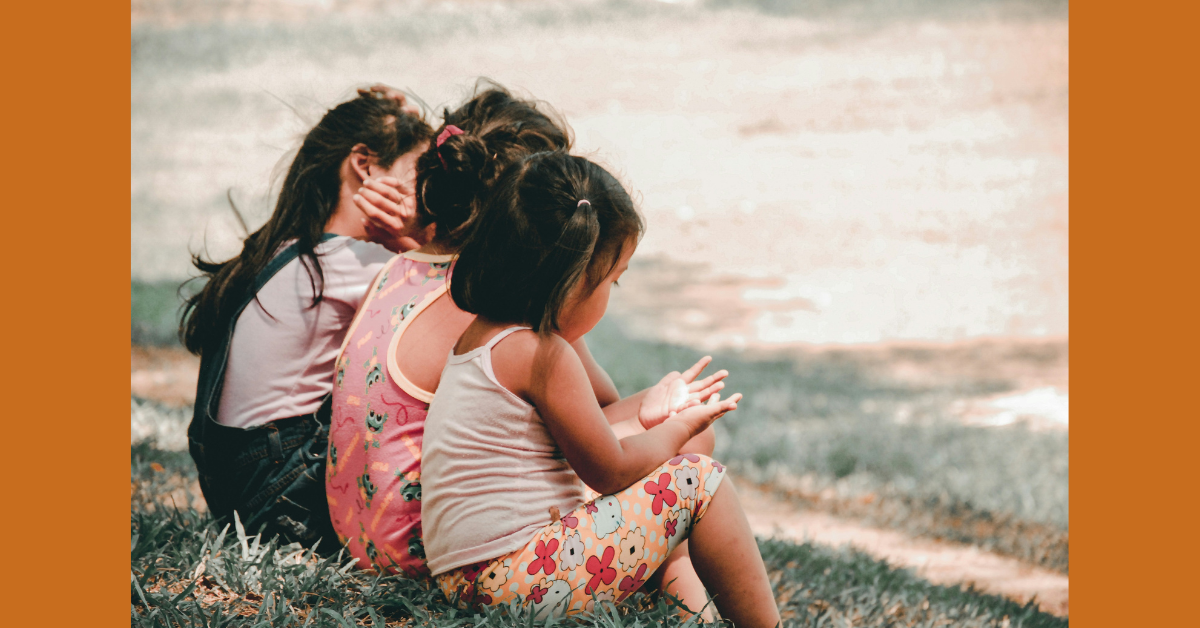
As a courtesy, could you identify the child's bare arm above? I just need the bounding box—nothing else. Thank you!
[519,334,738,495]
[571,337,620,407]
[601,356,728,429]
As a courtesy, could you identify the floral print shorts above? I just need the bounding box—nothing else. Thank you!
[435,454,726,618]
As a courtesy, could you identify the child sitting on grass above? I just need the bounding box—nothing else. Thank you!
[421,151,781,625]
[329,84,728,613]
[181,87,432,550]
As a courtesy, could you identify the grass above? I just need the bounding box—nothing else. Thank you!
[130,278,1069,573]
[132,443,1065,627]
[584,318,1068,572]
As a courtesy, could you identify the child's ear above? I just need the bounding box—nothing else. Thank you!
[348,143,373,183]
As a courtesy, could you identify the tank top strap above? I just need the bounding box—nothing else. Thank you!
[483,326,533,353]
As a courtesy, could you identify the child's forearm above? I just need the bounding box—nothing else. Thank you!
[610,415,647,440]
[572,337,621,407]
[600,389,650,425]
[590,422,693,494]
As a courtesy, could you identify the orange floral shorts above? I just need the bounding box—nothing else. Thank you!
[436,455,726,617]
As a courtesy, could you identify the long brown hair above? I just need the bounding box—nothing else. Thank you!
[179,92,433,356]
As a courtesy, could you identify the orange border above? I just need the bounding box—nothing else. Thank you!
[3,0,127,624]
[1073,2,1197,625]
[9,1,1198,625]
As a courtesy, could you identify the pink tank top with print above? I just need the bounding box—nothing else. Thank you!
[326,250,455,576]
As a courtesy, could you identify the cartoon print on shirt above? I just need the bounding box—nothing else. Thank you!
[407,527,425,560]
[357,464,378,509]
[390,295,419,331]
[336,354,347,390]
[399,478,421,502]
[365,403,388,435]
[423,260,450,284]
[374,270,389,293]
[364,346,385,394]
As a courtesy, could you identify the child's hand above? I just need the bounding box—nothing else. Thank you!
[664,392,742,438]
[356,176,427,252]
[638,356,729,429]
[358,84,422,116]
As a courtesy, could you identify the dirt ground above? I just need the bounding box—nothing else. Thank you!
[132,0,1067,349]
[734,479,1068,616]
[132,1,1068,615]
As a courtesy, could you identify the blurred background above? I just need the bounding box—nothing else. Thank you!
[131,0,1068,619]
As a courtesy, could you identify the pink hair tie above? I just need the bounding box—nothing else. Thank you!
[436,125,464,169]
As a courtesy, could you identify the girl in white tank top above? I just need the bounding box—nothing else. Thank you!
[420,152,781,626]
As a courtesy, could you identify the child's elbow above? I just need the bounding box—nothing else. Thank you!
[578,470,626,497]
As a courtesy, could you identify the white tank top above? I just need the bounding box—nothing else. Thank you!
[421,326,586,575]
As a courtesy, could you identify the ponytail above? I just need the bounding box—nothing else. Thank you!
[413,82,572,251]
[450,151,643,334]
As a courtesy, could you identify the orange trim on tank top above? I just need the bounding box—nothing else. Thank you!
[385,283,449,404]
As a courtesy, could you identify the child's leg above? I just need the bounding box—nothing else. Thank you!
[648,429,716,620]
[687,480,781,627]
[435,456,740,619]
[649,542,716,621]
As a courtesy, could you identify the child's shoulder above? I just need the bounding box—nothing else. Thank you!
[489,329,578,384]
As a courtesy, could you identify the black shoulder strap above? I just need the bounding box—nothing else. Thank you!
[191,234,340,425]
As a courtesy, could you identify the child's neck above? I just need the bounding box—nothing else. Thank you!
[414,240,457,256]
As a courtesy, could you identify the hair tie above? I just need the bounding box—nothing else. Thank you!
[577,199,591,208]
[436,125,464,169]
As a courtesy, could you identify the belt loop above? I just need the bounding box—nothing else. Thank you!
[268,423,284,463]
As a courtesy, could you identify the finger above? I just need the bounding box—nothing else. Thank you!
[354,195,404,231]
[373,175,416,198]
[372,175,403,188]
[680,356,713,383]
[368,84,407,104]
[687,369,728,393]
[706,392,721,405]
[362,179,406,204]
[357,187,405,217]
[689,380,725,402]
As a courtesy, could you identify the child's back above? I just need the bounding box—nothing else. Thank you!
[421,326,585,574]
[419,152,780,625]
[326,250,454,575]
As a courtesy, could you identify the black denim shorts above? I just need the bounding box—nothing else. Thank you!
[189,405,337,553]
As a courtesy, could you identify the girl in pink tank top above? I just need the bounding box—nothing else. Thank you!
[328,88,730,615]
[326,83,578,574]
[327,251,454,575]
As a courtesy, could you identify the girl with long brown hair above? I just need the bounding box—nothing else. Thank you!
[182,87,433,549]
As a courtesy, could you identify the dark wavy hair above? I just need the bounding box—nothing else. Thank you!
[450,151,644,334]
[179,92,434,356]
[413,81,572,250]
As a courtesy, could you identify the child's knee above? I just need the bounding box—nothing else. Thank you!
[678,426,716,457]
[658,454,725,506]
